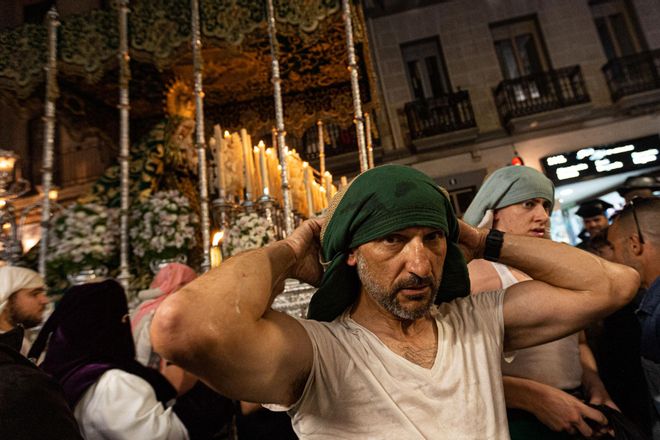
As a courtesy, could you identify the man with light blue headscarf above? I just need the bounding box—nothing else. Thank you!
[465,166,617,439]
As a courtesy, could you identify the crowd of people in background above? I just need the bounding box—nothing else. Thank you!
[0,164,658,439]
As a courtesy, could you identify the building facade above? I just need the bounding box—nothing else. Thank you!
[365,0,660,241]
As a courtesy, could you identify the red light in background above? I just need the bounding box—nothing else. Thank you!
[511,155,524,166]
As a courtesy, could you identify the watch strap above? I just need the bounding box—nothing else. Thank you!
[483,229,504,262]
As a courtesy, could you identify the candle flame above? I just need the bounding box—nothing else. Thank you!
[212,231,224,246]
[253,146,260,153]
[224,130,230,137]
[258,140,265,148]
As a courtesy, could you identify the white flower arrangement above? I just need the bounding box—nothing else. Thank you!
[48,202,120,273]
[129,190,198,261]
[225,212,276,257]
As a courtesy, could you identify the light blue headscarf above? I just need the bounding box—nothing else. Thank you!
[463,166,555,227]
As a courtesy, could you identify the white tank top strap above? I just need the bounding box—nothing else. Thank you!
[490,262,519,289]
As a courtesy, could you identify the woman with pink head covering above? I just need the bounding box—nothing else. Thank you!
[132,263,197,369]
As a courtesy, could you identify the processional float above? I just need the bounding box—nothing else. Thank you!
[34,0,373,314]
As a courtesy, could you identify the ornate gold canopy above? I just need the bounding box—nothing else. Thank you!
[0,0,377,138]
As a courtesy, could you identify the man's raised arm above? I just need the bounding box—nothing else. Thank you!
[151,219,323,406]
[460,222,639,351]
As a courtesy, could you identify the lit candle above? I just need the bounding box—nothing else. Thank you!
[365,113,374,169]
[0,153,16,174]
[240,129,253,200]
[317,120,325,176]
[303,162,314,218]
[323,171,332,204]
[211,230,224,268]
[340,175,348,190]
[253,146,262,197]
[319,185,327,210]
[213,125,225,196]
[258,141,270,196]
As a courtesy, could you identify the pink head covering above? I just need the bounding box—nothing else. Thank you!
[131,263,197,331]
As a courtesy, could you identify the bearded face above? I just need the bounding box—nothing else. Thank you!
[355,250,441,321]
[6,288,48,329]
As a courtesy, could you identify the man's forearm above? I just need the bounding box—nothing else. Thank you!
[502,376,552,413]
[498,234,624,298]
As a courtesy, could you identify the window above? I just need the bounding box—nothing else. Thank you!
[491,16,551,102]
[491,17,550,80]
[590,0,644,60]
[449,186,478,218]
[401,37,451,101]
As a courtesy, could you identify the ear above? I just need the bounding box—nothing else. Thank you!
[346,249,358,266]
[630,234,644,256]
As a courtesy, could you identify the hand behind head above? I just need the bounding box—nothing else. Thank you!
[457,219,488,263]
[284,218,324,286]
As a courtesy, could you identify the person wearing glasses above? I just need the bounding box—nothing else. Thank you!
[607,196,660,439]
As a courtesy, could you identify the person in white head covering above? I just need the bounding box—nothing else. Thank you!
[0,266,48,355]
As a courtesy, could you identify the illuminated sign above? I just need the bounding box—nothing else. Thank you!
[541,135,660,184]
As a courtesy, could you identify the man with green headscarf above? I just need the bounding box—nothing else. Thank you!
[152,165,639,439]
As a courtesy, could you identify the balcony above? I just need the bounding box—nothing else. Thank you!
[603,49,660,106]
[494,66,591,130]
[404,91,477,140]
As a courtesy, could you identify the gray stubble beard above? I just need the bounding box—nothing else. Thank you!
[355,253,439,321]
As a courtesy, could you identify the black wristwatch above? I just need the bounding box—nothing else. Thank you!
[483,229,504,262]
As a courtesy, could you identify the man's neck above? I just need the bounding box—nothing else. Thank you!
[350,292,438,369]
[641,250,660,289]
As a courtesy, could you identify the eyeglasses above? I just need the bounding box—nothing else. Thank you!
[617,196,650,245]
[629,197,645,244]
[604,196,655,246]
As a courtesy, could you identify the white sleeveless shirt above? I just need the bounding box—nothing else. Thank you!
[491,262,582,389]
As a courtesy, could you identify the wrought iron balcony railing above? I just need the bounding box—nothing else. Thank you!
[602,49,660,102]
[404,90,476,140]
[494,66,590,126]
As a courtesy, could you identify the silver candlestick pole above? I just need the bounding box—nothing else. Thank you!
[191,0,211,271]
[117,0,131,292]
[266,0,293,236]
[38,8,59,278]
[342,0,368,173]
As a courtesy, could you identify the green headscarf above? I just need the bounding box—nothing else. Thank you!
[307,165,470,322]
[463,166,555,227]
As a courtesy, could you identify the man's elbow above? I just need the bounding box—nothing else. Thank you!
[151,297,192,365]
[610,264,641,308]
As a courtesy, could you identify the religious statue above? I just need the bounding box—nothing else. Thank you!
[75,80,203,289]
[81,80,199,209]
